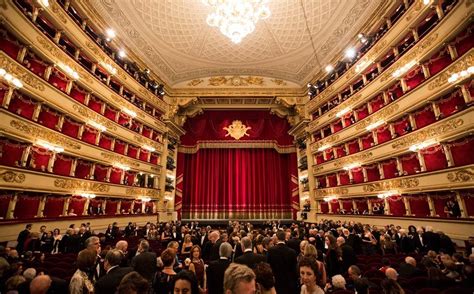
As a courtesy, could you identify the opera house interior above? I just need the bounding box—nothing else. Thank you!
[0,0,473,293]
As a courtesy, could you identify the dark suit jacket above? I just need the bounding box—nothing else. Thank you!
[398,263,424,279]
[341,244,356,272]
[131,251,157,281]
[267,243,298,294]
[207,258,231,294]
[95,266,133,294]
[235,251,266,269]
[422,231,440,252]
[287,237,301,255]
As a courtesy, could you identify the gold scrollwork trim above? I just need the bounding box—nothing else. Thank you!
[72,104,117,131]
[10,119,81,150]
[110,94,146,119]
[356,104,400,130]
[405,0,424,22]
[133,135,162,152]
[54,179,110,192]
[0,54,45,91]
[125,188,160,198]
[179,140,295,154]
[0,170,26,183]
[334,152,373,168]
[314,187,348,197]
[85,41,106,62]
[447,168,474,183]
[306,85,335,112]
[328,94,363,119]
[363,178,419,192]
[428,50,474,91]
[100,152,139,168]
[392,118,464,149]
[50,2,68,24]
[313,165,324,173]
[150,166,161,173]
[312,135,341,151]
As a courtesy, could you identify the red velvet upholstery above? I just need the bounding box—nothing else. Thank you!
[0,83,8,105]
[109,167,123,184]
[432,192,456,217]
[0,139,27,167]
[37,107,60,130]
[421,145,448,171]
[334,146,345,158]
[8,93,37,119]
[426,48,452,76]
[94,164,109,182]
[14,195,40,219]
[393,117,411,137]
[316,153,324,164]
[333,119,343,133]
[127,145,139,158]
[369,197,384,212]
[376,125,392,144]
[343,113,354,127]
[338,171,350,185]
[347,139,360,154]
[29,146,52,172]
[437,91,465,118]
[414,105,436,129]
[327,173,337,187]
[139,149,149,162]
[23,53,48,77]
[88,96,103,113]
[74,160,92,179]
[400,153,421,175]
[53,154,73,176]
[320,201,329,213]
[351,167,364,184]
[365,164,380,182]
[150,153,159,165]
[48,69,69,92]
[105,199,118,215]
[324,148,334,161]
[388,195,405,216]
[460,189,474,216]
[98,134,113,150]
[355,199,368,213]
[131,121,141,133]
[69,85,87,104]
[449,136,474,166]
[104,105,118,121]
[68,196,85,216]
[330,200,340,213]
[43,197,65,217]
[0,194,12,219]
[81,126,98,145]
[118,113,131,128]
[408,195,430,217]
[114,140,127,155]
[317,176,326,188]
[124,171,136,186]
[142,126,152,138]
[370,95,385,112]
[356,105,369,120]
[120,200,133,213]
[0,34,21,59]
[133,200,142,213]
[381,159,398,179]
[387,83,404,101]
[404,66,425,91]
[342,200,353,212]
[361,133,374,149]
[61,118,81,138]
[453,27,473,57]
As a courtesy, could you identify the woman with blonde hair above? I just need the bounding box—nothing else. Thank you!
[181,234,194,255]
[303,244,327,287]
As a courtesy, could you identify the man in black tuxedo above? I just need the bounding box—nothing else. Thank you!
[267,230,298,294]
[95,249,133,294]
[286,230,301,255]
[17,224,32,253]
[207,242,233,294]
[337,236,357,272]
[398,256,424,279]
[131,239,157,282]
[235,237,266,269]
[422,226,440,252]
[203,230,221,262]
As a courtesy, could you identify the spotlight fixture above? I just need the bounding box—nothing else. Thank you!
[325,65,334,73]
[38,0,49,7]
[105,28,116,41]
[118,50,126,58]
[358,33,368,44]
[345,47,357,60]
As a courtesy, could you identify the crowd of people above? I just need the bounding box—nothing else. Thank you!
[0,219,472,293]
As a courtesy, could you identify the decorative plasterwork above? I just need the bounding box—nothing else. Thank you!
[82,0,383,85]
[0,170,26,183]
[133,135,162,152]
[223,120,252,140]
[179,141,296,154]
[10,120,81,150]
[0,54,45,91]
[333,152,373,168]
[54,179,110,192]
[447,168,474,183]
[72,104,117,131]
[428,50,474,91]
[314,187,348,197]
[125,188,160,198]
[100,152,140,168]
[312,135,341,152]
[363,178,419,192]
[355,104,399,130]
[180,76,296,88]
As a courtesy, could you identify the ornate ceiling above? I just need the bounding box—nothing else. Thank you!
[83,0,385,87]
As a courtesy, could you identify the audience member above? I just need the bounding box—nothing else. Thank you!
[223,263,256,294]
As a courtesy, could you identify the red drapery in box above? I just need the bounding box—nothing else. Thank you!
[105,199,118,215]
[114,140,127,155]
[370,95,385,112]
[453,27,474,57]
[0,83,8,105]
[118,112,130,126]
[330,200,340,213]
[333,119,343,133]
[99,134,113,150]
[48,69,69,92]
[351,167,364,184]
[128,145,139,158]
[43,196,65,217]
[0,194,12,219]
[400,153,421,175]
[381,159,398,179]
[8,93,37,120]
[94,164,109,182]
[327,173,337,187]
[75,160,92,179]
[23,53,48,77]
[437,91,465,117]
[426,48,452,76]
[88,96,103,113]
[316,153,324,164]
[0,34,21,59]
[124,171,136,186]
[342,199,353,212]
[376,125,391,144]
[334,145,345,158]
[414,105,436,129]
[30,146,52,172]
[364,164,380,182]
[343,113,353,127]
[324,148,334,161]
[82,126,98,145]
[61,118,81,138]
[317,176,326,188]
[448,136,474,167]
[347,139,360,154]
[38,107,60,130]
[109,167,123,184]
[469,80,474,98]
[121,200,133,213]
[68,196,85,216]
[180,148,295,219]
[104,105,118,121]
[388,195,405,216]
[320,201,329,214]
[0,139,27,167]
[133,200,142,213]
[53,153,73,176]
[139,149,150,162]
[408,195,430,217]
[404,66,425,91]
[361,133,374,149]
[355,199,368,213]
[387,83,404,101]
[150,153,159,165]
[393,117,410,136]
[142,127,152,138]
[431,192,456,217]
[131,121,141,133]
[14,195,40,219]
[70,85,87,104]
[421,145,448,171]
[356,105,369,120]
[459,190,474,217]
[338,171,350,185]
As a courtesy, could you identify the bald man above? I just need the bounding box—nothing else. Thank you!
[30,275,52,294]
[385,268,398,281]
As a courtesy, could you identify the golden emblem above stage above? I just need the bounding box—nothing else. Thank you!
[223,120,251,140]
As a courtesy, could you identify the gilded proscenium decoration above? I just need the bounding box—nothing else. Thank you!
[363,178,419,192]
[333,152,373,168]
[0,170,26,183]
[10,120,81,150]
[223,120,252,140]
[72,104,117,131]
[125,188,160,198]
[392,118,464,149]
[271,79,287,86]
[428,50,474,91]
[0,54,45,91]
[447,168,474,183]
[100,152,139,168]
[209,76,264,87]
[314,187,348,197]
[54,179,110,192]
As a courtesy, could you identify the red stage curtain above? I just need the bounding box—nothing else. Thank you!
[48,69,69,92]
[94,164,109,182]
[460,190,474,217]
[330,200,340,214]
[53,154,73,176]
[81,126,98,145]
[381,159,398,179]
[23,53,48,77]
[376,125,392,144]
[426,48,452,76]
[320,201,329,214]
[356,105,369,120]
[43,196,64,218]
[361,133,374,149]
[0,194,12,219]
[37,107,60,130]
[408,195,430,217]
[333,119,343,133]
[124,171,136,186]
[388,195,405,216]
[14,195,40,219]
[365,164,380,182]
[421,145,448,171]
[150,153,159,165]
[0,139,27,167]
[8,93,37,120]
[61,118,81,138]
[338,171,350,185]
[400,153,421,175]
[448,136,474,167]
[121,200,133,213]
[327,173,337,187]
[393,117,410,137]
[180,148,294,219]
[0,34,21,59]
[347,139,360,154]
[355,199,368,213]
[370,95,385,112]
[414,105,436,129]
[104,105,118,121]
[317,176,326,188]
[105,199,118,215]
[404,66,425,91]
[109,167,123,184]
[68,196,85,216]
[74,160,92,179]
[437,91,465,118]
[334,145,346,158]
[99,134,113,150]
[316,153,324,164]
[70,85,87,104]
[139,149,149,162]
[114,140,127,155]
[453,27,473,57]
[431,192,456,217]
[351,167,364,184]
[30,146,52,172]
[88,96,103,113]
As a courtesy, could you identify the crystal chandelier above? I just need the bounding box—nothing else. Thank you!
[202,0,271,44]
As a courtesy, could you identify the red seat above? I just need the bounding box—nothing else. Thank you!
[416,288,441,294]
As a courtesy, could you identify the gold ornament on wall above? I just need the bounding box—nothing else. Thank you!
[223,120,251,140]
[208,76,264,87]
[447,168,474,183]
[0,170,26,183]
[363,178,419,192]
